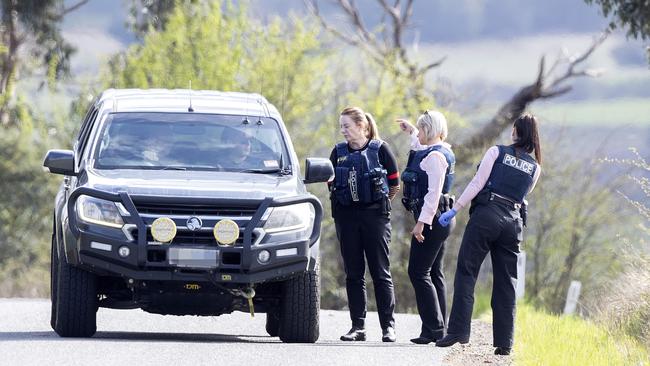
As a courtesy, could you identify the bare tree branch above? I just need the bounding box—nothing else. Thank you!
[61,0,89,16]
[456,31,608,163]
[304,0,385,64]
[306,0,445,86]
[423,56,447,71]
[539,85,572,99]
[403,0,414,24]
[547,31,609,91]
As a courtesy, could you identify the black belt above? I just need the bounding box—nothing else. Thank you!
[489,193,521,210]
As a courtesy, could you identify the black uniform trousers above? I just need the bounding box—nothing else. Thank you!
[408,218,453,340]
[446,200,522,348]
[334,205,395,329]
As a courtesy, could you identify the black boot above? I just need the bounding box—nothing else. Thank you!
[435,333,469,347]
[340,327,366,341]
[410,336,435,344]
[382,326,396,342]
[494,347,511,355]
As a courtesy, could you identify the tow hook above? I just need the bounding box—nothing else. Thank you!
[232,287,256,317]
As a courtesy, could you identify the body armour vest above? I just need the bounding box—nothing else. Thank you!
[484,145,537,203]
[401,145,455,212]
[332,140,389,206]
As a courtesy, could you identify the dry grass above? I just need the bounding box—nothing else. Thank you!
[590,254,650,350]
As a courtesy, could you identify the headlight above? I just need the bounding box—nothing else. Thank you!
[76,195,124,228]
[262,203,315,234]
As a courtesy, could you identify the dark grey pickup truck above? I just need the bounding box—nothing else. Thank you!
[43,89,333,343]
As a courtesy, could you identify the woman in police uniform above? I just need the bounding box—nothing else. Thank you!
[435,113,542,355]
[396,110,455,344]
[330,106,400,342]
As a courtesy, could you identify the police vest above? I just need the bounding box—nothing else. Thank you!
[401,145,455,212]
[484,145,537,203]
[332,140,389,206]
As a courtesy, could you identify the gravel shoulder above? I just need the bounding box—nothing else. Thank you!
[443,320,513,366]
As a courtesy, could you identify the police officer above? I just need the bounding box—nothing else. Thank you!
[396,110,456,344]
[330,106,400,342]
[435,113,542,355]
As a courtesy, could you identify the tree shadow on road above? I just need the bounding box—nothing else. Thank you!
[0,331,279,344]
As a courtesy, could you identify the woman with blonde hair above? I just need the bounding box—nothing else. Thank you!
[396,110,456,344]
[329,106,401,342]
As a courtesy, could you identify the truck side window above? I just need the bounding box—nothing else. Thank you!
[76,108,99,167]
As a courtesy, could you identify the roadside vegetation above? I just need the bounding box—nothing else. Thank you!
[514,304,649,365]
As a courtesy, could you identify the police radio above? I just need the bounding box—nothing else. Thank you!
[348,168,359,202]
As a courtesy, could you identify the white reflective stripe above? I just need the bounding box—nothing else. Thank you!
[122,224,137,242]
[115,203,130,216]
[90,242,112,252]
[276,248,298,257]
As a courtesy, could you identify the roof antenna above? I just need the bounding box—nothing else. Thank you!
[256,99,264,125]
[188,80,194,112]
[242,94,250,125]
[256,75,264,125]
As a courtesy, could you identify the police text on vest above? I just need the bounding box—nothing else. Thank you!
[503,154,534,175]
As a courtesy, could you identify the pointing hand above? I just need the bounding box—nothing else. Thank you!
[395,119,414,134]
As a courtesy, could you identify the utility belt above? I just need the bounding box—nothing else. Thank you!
[470,190,528,226]
[331,195,391,217]
[402,193,454,221]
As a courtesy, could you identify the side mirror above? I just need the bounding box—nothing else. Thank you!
[43,149,76,176]
[304,158,334,184]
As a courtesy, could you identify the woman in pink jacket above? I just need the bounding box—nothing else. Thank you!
[436,113,542,356]
[396,110,456,344]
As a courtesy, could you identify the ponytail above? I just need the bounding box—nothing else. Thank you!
[513,113,543,165]
[365,112,380,140]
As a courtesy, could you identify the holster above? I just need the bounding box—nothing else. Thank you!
[520,199,528,227]
[438,193,454,212]
[381,196,391,214]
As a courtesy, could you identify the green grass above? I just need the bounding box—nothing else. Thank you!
[514,304,650,366]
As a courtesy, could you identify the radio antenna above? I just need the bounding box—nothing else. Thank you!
[188,80,194,112]
[242,94,250,125]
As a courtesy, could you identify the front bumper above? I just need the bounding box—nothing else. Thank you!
[66,187,322,284]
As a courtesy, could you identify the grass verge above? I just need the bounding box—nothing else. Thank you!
[514,304,649,366]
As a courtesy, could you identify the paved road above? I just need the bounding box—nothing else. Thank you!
[0,299,448,366]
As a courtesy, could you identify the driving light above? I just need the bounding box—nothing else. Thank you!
[76,195,124,228]
[262,203,315,234]
[257,250,271,264]
[213,219,240,246]
[151,217,177,243]
[118,246,130,258]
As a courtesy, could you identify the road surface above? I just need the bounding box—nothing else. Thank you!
[0,299,449,366]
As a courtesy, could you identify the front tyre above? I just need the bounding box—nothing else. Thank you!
[265,309,280,337]
[278,262,320,343]
[50,234,58,330]
[53,249,98,337]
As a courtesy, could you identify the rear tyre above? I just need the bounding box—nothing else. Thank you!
[53,249,98,337]
[278,262,320,343]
